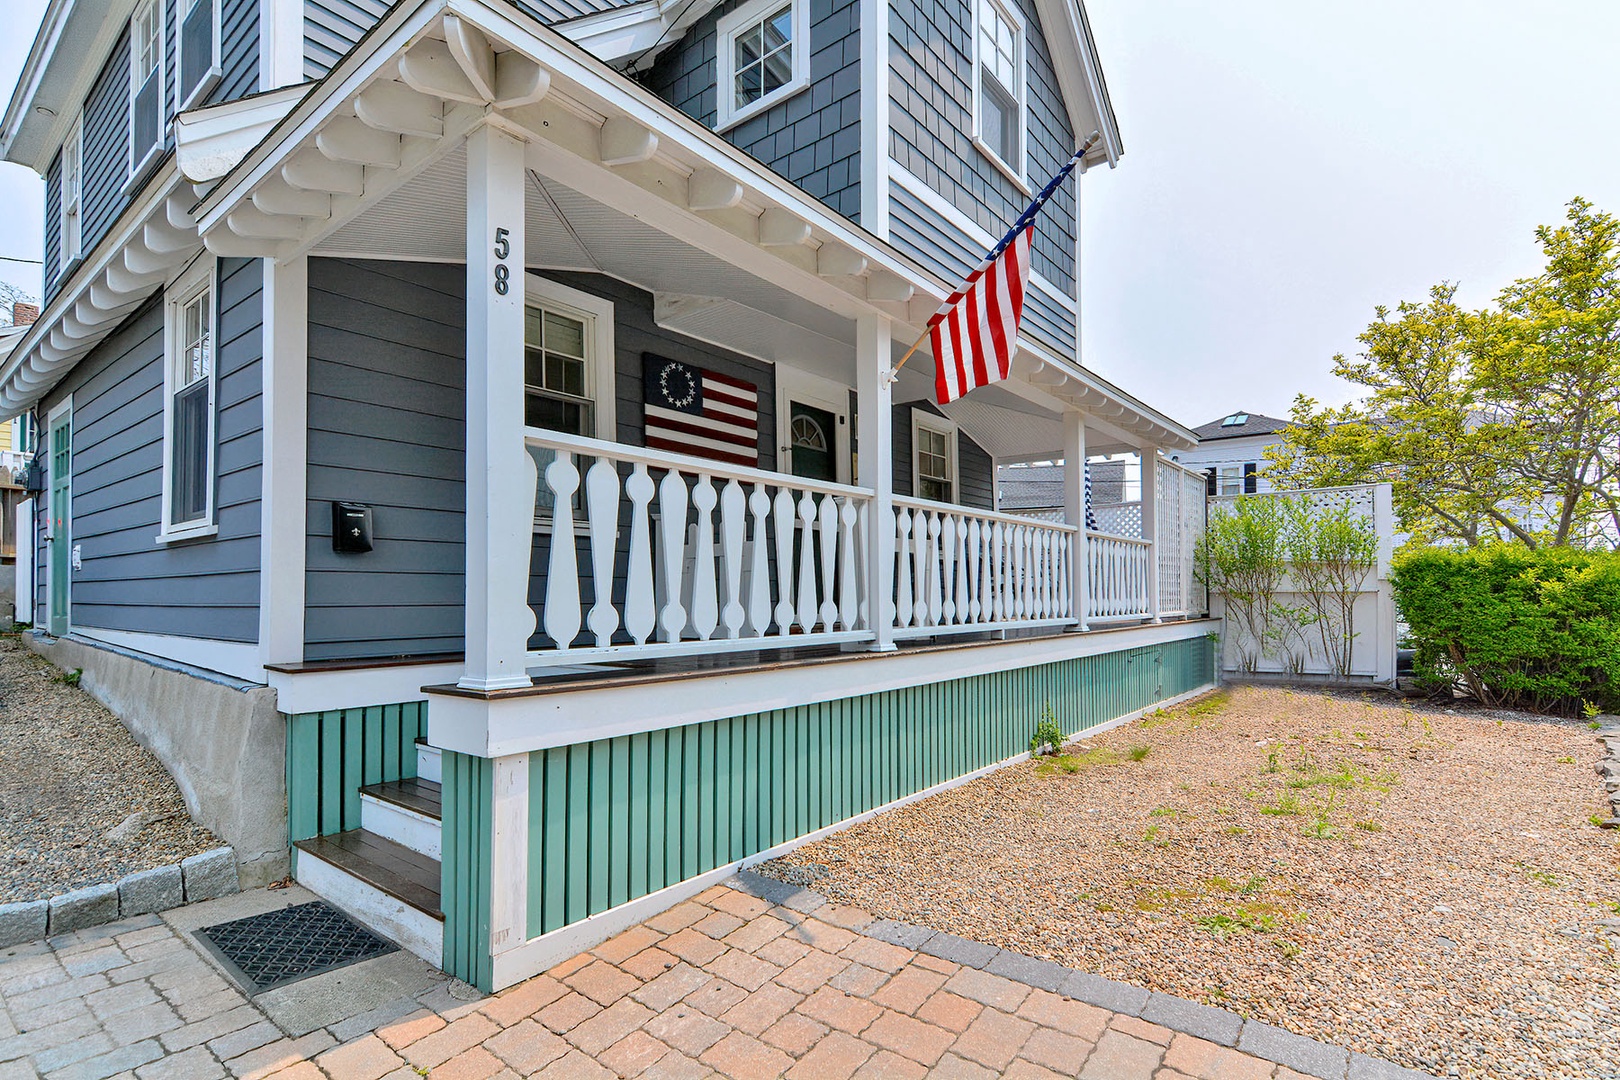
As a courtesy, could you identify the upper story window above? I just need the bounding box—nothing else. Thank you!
[60,116,83,266]
[178,0,222,111]
[162,259,217,540]
[716,0,810,131]
[912,410,958,503]
[129,0,164,179]
[973,0,1026,184]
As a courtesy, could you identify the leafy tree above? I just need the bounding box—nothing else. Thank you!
[1266,198,1620,548]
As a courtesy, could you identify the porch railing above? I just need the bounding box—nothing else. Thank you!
[1085,531,1152,620]
[525,430,876,665]
[890,497,1077,639]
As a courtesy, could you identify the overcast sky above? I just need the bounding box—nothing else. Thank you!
[2,0,1617,430]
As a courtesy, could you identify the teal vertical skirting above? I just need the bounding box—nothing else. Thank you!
[440,750,493,991]
[285,702,428,844]
[524,635,1215,939]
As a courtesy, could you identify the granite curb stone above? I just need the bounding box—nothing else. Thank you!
[1143,991,1244,1047]
[118,865,184,918]
[985,950,1070,992]
[1349,1052,1442,1079]
[5,847,238,946]
[0,899,49,947]
[48,884,120,933]
[1239,1019,1351,1077]
[180,848,239,903]
[918,931,999,969]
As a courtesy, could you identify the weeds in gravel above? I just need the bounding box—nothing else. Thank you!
[1128,744,1152,761]
[1304,816,1340,840]
[1149,805,1182,818]
[1557,755,1575,764]
[1143,824,1172,847]
[1274,939,1302,959]
[54,668,82,687]
[1225,825,1248,836]
[1035,747,1120,776]
[1030,706,1064,756]
[1355,819,1384,832]
[1260,791,1304,816]
[1521,864,1560,887]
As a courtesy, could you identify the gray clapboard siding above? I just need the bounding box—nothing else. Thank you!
[892,400,993,511]
[40,258,263,642]
[44,155,61,296]
[48,26,130,305]
[888,0,1076,294]
[643,0,862,221]
[209,0,262,105]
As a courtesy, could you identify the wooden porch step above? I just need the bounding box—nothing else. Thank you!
[293,830,443,919]
[361,777,442,821]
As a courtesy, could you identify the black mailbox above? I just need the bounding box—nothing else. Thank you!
[332,502,374,553]
[24,458,44,494]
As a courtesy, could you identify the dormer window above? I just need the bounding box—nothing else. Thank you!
[128,0,163,179]
[716,0,810,131]
[973,0,1026,185]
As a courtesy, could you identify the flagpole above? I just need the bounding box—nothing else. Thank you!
[884,131,1101,385]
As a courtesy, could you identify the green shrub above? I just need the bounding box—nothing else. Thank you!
[1392,545,1620,715]
[1030,705,1064,757]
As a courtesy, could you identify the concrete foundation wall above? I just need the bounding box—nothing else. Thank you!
[28,635,288,887]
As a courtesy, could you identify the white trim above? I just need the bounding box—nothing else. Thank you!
[910,408,958,504]
[970,0,1027,187]
[175,82,312,183]
[775,363,850,485]
[159,256,218,540]
[429,617,1217,757]
[266,660,464,715]
[360,792,443,858]
[259,256,308,665]
[59,113,84,266]
[554,0,665,63]
[127,0,166,183]
[68,624,265,681]
[490,753,530,954]
[44,399,72,636]
[15,498,35,625]
[522,272,616,443]
[485,674,1217,990]
[714,0,811,132]
[175,0,224,114]
[258,0,306,91]
[857,0,890,237]
[295,845,444,967]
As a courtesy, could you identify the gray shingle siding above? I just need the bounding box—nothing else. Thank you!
[41,258,263,642]
[642,0,863,221]
[891,400,993,510]
[888,0,1077,295]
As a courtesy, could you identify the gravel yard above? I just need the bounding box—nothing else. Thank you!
[760,685,1620,1080]
[0,632,219,903]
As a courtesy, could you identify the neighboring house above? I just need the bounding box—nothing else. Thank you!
[998,458,1125,519]
[1173,409,1289,495]
[0,0,1215,989]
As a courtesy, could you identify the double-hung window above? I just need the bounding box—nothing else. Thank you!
[177,0,221,111]
[162,261,216,538]
[59,116,82,266]
[912,411,958,504]
[715,0,810,130]
[129,0,164,178]
[522,276,616,521]
[974,0,1026,183]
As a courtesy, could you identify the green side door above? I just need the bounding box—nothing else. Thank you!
[48,412,70,637]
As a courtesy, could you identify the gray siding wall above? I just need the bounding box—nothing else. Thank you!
[303,258,777,661]
[212,0,262,104]
[891,400,993,511]
[39,258,263,642]
[888,0,1077,298]
[643,0,862,221]
[43,156,61,296]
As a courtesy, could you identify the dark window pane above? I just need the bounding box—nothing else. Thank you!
[525,347,546,389]
[171,381,210,524]
[763,49,792,93]
[180,0,214,103]
[133,70,161,162]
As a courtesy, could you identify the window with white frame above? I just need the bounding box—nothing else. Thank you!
[974,0,1025,181]
[1216,464,1247,496]
[59,116,82,265]
[128,0,164,177]
[522,276,616,520]
[715,0,810,130]
[177,0,222,110]
[912,411,958,503]
[164,262,216,535]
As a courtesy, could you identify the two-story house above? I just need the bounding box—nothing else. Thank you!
[0,0,1213,989]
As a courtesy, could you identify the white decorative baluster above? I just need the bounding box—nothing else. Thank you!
[584,457,621,647]
[719,479,746,639]
[966,519,982,622]
[796,492,819,631]
[746,484,771,636]
[855,502,870,630]
[925,512,943,627]
[543,453,582,650]
[837,498,858,630]
[657,469,688,642]
[689,476,719,641]
[772,488,797,635]
[894,509,913,628]
[623,464,656,644]
[817,494,839,630]
[939,514,956,625]
[912,508,929,627]
[954,517,969,623]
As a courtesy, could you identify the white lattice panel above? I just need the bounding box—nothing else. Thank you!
[1092,502,1141,539]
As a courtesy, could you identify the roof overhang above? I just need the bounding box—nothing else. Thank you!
[553,0,724,69]
[1,0,139,173]
[174,83,314,182]
[1033,0,1123,168]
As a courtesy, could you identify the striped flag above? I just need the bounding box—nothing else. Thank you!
[929,139,1095,405]
[642,354,760,467]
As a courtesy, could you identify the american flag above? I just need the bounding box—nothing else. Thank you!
[930,140,1095,405]
[643,355,760,467]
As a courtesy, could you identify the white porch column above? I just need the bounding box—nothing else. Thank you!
[461,124,537,691]
[259,255,307,665]
[1140,445,1161,623]
[856,315,896,651]
[1063,410,1088,631]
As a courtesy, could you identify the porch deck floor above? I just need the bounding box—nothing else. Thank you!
[293,830,443,918]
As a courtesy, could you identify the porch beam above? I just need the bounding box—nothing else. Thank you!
[857,315,896,651]
[1140,446,1161,623]
[1064,410,1089,631]
[461,123,539,692]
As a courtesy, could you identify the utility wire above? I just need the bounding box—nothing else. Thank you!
[0,256,42,264]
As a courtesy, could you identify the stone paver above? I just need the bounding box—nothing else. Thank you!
[0,879,1435,1080]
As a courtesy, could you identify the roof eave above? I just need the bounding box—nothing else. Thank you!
[2,0,137,173]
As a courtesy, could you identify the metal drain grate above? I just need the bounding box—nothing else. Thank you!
[196,901,396,994]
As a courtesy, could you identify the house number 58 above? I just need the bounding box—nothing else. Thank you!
[493,227,511,295]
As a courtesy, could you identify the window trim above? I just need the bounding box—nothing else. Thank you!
[157,257,219,544]
[715,0,812,132]
[175,0,224,114]
[127,0,166,183]
[970,0,1029,190]
[522,274,617,443]
[911,409,959,505]
[1215,464,1245,498]
[59,114,83,267]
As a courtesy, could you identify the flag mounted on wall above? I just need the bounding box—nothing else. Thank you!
[642,354,760,467]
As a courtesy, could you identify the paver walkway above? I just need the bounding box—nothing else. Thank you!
[1,875,1428,1080]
